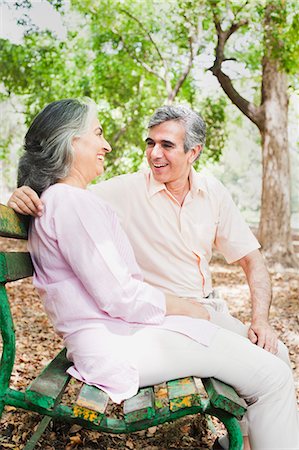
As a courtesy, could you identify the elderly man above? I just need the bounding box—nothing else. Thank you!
[9,104,278,353]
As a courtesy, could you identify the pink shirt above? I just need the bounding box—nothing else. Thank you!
[91,168,260,298]
[29,184,218,403]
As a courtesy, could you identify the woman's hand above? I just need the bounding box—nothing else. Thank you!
[165,294,210,320]
[8,186,43,216]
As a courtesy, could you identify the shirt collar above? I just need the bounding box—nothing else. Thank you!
[189,167,209,195]
[147,167,208,198]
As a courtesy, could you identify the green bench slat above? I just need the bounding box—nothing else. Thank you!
[0,204,29,239]
[168,377,202,411]
[25,348,72,410]
[202,378,247,419]
[0,252,33,283]
[73,384,109,424]
[124,387,155,423]
[154,382,169,414]
[167,376,197,398]
[76,384,109,413]
[124,377,205,423]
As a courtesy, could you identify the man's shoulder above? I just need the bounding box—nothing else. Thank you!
[192,168,226,194]
[92,170,147,192]
[108,170,147,185]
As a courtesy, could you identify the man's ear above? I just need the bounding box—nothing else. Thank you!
[188,144,202,163]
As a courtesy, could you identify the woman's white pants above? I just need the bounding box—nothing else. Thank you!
[125,312,299,450]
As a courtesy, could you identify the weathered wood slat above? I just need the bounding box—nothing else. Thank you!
[25,348,72,410]
[76,384,109,413]
[124,387,155,423]
[0,204,29,239]
[0,252,33,283]
[202,378,247,419]
[168,376,197,399]
[154,382,169,414]
[168,377,202,412]
[73,384,109,424]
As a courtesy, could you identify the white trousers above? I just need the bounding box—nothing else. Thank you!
[124,310,299,450]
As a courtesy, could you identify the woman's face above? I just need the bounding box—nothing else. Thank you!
[71,116,112,186]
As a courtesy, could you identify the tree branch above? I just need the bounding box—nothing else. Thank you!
[168,16,202,103]
[213,69,264,128]
[168,38,196,103]
[120,9,166,66]
[210,14,264,129]
[119,36,166,83]
[118,9,171,91]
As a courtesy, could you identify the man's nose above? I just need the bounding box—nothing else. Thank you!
[151,144,163,158]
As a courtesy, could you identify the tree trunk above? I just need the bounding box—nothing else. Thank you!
[258,57,298,268]
[210,2,298,268]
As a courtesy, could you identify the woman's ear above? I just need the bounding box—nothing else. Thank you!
[71,136,79,152]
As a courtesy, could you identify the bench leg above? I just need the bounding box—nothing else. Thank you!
[208,410,244,450]
[23,415,52,450]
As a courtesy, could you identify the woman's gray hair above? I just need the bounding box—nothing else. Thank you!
[18,98,98,195]
[148,104,206,153]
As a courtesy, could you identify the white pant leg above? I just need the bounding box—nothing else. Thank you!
[206,306,291,367]
[126,327,299,450]
[206,307,292,437]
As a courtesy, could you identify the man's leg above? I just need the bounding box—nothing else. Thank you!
[126,327,299,450]
[205,304,291,366]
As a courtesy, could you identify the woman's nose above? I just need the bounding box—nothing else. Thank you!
[103,138,112,153]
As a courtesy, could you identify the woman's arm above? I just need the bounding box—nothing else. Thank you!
[37,189,167,325]
[165,294,210,320]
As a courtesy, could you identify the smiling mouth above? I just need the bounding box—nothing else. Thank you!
[97,155,105,161]
[153,163,168,168]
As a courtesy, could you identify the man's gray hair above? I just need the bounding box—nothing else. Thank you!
[18,98,97,195]
[148,104,206,153]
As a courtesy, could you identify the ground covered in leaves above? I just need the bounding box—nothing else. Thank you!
[0,237,298,450]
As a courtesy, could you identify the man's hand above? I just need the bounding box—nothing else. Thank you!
[8,186,43,216]
[248,319,278,354]
[238,250,278,354]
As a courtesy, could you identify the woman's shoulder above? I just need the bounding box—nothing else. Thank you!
[41,184,110,216]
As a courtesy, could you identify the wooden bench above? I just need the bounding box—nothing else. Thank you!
[0,204,246,449]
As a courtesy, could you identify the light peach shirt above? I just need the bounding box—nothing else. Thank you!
[91,168,260,299]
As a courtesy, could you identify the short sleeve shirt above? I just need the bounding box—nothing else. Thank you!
[91,168,260,299]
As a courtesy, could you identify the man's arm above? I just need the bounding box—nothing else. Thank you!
[238,249,278,354]
[7,186,43,216]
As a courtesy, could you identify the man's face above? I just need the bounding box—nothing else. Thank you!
[145,120,196,186]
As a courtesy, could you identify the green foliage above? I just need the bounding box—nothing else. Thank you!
[0,0,230,179]
[1,0,297,183]
[207,0,299,77]
[199,96,228,165]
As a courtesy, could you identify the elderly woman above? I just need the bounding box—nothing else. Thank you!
[18,98,298,450]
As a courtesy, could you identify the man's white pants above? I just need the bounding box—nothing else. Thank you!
[125,308,299,450]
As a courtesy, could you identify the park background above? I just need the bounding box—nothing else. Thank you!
[0,1,298,448]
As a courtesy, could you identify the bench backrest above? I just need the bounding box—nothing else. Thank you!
[0,204,34,392]
[0,204,29,239]
[0,204,33,282]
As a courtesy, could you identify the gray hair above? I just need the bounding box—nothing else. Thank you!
[148,104,206,153]
[18,98,98,195]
